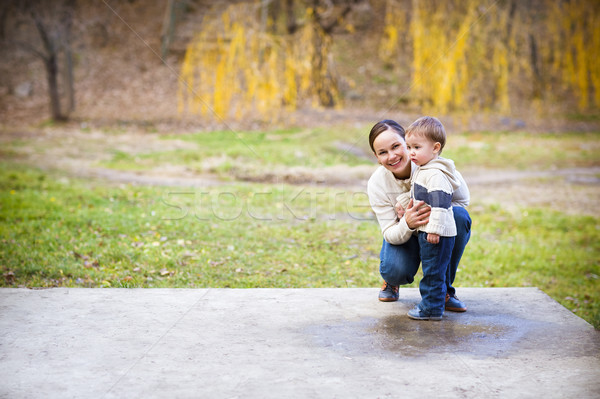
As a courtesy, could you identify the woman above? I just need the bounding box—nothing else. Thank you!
[366,120,471,312]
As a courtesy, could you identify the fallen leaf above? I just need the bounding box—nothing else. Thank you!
[4,271,15,283]
[209,260,225,267]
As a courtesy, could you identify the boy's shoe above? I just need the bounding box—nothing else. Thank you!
[407,306,443,321]
[378,282,399,302]
[445,294,467,312]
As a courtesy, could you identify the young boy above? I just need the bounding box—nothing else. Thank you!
[403,116,465,320]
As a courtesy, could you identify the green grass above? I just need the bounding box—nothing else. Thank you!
[97,129,600,176]
[566,112,600,122]
[1,162,599,328]
[0,163,381,289]
[459,205,600,328]
[445,131,600,170]
[100,127,373,175]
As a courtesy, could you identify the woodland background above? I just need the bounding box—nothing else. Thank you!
[0,0,598,129]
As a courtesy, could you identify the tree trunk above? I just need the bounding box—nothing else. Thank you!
[285,0,298,34]
[63,48,74,113]
[62,0,75,113]
[0,3,9,40]
[45,52,65,121]
[260,0,269,33]
[161,0,177,58]
[32,7,66,121]
[529,33,542,99]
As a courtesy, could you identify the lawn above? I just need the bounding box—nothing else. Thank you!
[1,151,599,328]
[96,129,600,177]
[99,127,374,177]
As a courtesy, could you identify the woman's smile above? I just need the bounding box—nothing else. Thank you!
[372,129,411,179]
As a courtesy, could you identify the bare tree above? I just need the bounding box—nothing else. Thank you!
[6,0,77,121]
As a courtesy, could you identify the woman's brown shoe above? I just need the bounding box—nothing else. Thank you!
[378,282,399,302]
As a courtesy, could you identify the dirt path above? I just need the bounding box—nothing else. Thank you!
[2,126,598,216]
[61,164,600,217]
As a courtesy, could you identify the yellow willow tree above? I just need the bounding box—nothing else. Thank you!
[178,2,340,122]
[378,0,406,67]
[409,0,477,113]
[381,0,600,114]
[545,0,600,110]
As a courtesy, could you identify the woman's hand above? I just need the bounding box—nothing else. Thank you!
[404,199,431,230]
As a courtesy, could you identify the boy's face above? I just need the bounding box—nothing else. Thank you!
[405,134,441,166]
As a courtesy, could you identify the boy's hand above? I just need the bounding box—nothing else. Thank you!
[394,200,406,219]
[427,233,439,244]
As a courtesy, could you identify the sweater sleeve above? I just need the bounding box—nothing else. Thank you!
[395,192,412,211]
[451,169,470,207]
[367,177,414,245]
[427,207,455,236]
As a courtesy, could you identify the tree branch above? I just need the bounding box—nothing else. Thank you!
[12,39,48,61]
[320,3,353,34]
[30,8,55,56]
[285,0,299,34]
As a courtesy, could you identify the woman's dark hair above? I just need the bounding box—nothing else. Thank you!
[368,119,406,152]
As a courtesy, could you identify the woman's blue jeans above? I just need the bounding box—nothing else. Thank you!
[379,206,472,301]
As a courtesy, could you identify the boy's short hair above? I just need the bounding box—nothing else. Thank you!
[405,116,447,153]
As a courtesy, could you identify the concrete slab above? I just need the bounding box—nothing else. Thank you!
[0,288,598,398]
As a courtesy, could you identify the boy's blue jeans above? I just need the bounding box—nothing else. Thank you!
[379,207,472,306]
[417,232,455,316]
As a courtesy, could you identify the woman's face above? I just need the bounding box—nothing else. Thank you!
[372,129,411,178]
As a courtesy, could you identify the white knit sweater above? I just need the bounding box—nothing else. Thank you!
[410,157,462,237]
[367,160,469,245]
